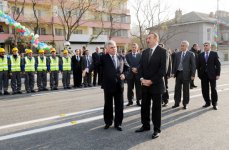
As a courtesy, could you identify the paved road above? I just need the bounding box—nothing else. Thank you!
[0,65,229,150]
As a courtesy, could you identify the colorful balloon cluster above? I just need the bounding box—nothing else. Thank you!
[0,10,52,53]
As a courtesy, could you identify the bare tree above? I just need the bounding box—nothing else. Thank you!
[11,0,25,46]
[31,0,39,34]
[57,0,95,41]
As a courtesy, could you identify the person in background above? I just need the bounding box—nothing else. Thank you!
[61,49,72,89]
[72,49,83,88]
[0,48,10,95]
[36,49,48,92]
[92,47,101,86]
[82,50,93,87]
[9,47,22,94]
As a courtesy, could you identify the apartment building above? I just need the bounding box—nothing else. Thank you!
[0,0,131,54]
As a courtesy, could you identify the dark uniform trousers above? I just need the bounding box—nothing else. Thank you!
[25,72,35,92]
[127,75,142,103]
[0,71,8,92]
[37,71,47,90]
[162,76,169,104]
[11,72,21,93]
[174,71,190,106]
[50,71,59,89]
[62,71,71,88]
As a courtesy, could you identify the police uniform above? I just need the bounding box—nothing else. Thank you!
[10,48,22,94]
[36,50,48,91]
[23,49,36,93]
[61,50,72,89]
[0,48,10,95]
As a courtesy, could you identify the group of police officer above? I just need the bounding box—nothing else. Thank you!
[0,47,72,95]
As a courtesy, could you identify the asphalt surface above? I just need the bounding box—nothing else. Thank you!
[0,65,229,150]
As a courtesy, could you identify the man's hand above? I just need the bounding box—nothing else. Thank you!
[132,67,138,74]
[120,74,125,80]
[216,76,220,80]
[141,79,153,87]
[191,76,195,80]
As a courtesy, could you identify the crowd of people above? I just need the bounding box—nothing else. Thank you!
[0,32,221,139]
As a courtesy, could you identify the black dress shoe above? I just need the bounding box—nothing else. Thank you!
[115,126,122,131]
[43,88,49,91]
[213,106,218,110]
[152,131,160,139]
[135,126,150,132]
[202,104,210,108]
[183,105,187,109]
[193,85,197,88]
[54,88,58,90]
[172,104,179,108]
[190,86,193,89]
[67,87,72,89]
[104,124,110,129]
[162,103,168,107]
[4,91,10,95]
[136,102,141,106]
[31,90,36,93]
[126,102,133,106]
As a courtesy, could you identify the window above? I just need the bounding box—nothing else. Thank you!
[38,28,46,35]
[0,25,4,32]
[93,28,109,35]
[207,28,212,41]
[73,29,83,34]
[35,9,42,17]
[11,6,24,15]
[55,28,64,36]
[112,29,128,37]
[0,2,3,12]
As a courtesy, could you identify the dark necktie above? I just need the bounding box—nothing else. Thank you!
[112,55,116,69]
[148,49,153,62]
[205,52,209,62]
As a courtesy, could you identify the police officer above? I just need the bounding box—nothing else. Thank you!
[49,48,60,90]
[23,49,36,93]
[61,49,72,89]
[36,49,48,92]
[0,48,10,95]
[10,47,22,94]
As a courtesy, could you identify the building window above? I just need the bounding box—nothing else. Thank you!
[73,29,83,34]
[112,29,128,37]
[0,2,3,12]
[35,9,42,17]
[207,28,212,41]
[55,28,64,36]
[11,6,24,15]
[93,28,109,35]
[0,25,4,32]
[38,28,46,35]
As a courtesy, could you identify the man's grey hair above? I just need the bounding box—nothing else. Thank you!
[105,40,116,48]
[204,41,212,46]
[181,40,189,47]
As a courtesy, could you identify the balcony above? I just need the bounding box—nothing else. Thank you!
[69,34,108,43]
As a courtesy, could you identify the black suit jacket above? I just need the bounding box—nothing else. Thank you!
[197,51,221,80]
[71,55,82,72]
[125,52,141,79]
[92,52,100,67]
[139,46,167,94]
[100,54,129,92]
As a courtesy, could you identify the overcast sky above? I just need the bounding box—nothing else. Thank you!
[128,0,229,25]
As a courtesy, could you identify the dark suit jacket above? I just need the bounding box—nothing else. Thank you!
[139,46,167,94]
[197,51,221,80]
[82,55,93,71]
[172,51,196,80]
[100,54,129,93]
[125,52,141,79]
[71,55,82,72]
[92,52,100,67]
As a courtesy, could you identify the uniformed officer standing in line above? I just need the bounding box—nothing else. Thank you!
[48,48,60,90]
[9,47,22,94]
[61,49,72,89]
[22,49,36,93]
[36,49,48,92]
[0,48,10,95]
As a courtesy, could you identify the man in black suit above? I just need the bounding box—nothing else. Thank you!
[135,32,167,139]
[197,42,221,110]
[125,43,142,106]
[172,41,196,109]
[189,43,201,89]
[101,40,129,131]
[92,47,101,86]
[82,50,93,87]
[71,49,82,88]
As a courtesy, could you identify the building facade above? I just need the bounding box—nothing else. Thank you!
[0,0,131,54]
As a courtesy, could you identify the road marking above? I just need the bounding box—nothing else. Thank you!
[1,84,229,131]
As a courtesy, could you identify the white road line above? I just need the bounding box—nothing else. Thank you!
[1,88,229,141]
[1,84,229,131]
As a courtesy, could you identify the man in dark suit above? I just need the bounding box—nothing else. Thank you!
[82,50,93,87]
[125,43,142,106]
[71,49,82,88]
[172,41,196,109]
[135,32,167,139]
[101,40,129,131]
[189,43,201,89]
[197,42,221,110]
[92,47,101,86]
